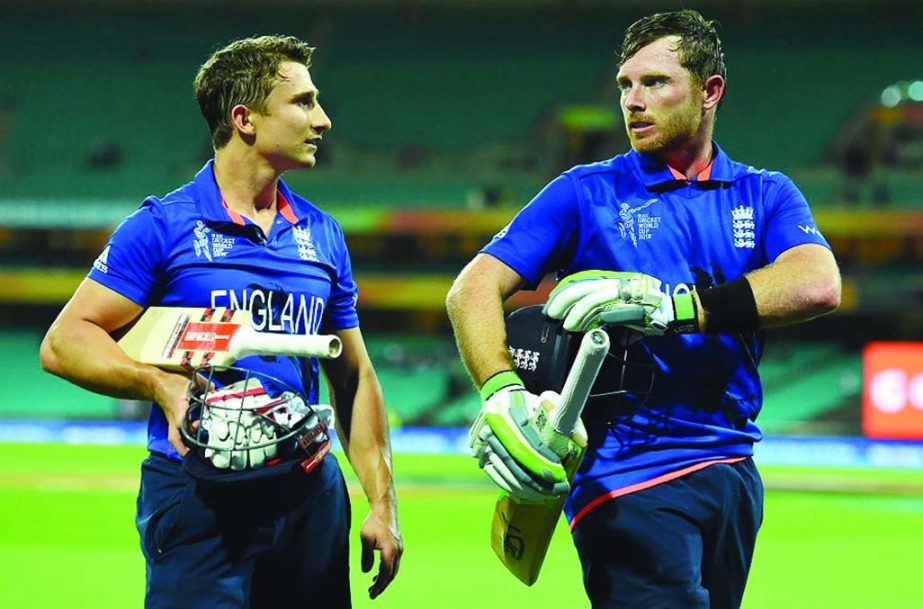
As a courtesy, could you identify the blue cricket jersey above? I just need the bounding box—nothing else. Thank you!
[88,161,359,460]
[482,143,830,526]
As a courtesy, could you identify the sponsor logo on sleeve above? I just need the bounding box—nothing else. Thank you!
[93,245,110,274]
[798,224,820,236]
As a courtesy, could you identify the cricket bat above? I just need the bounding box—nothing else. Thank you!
[116,306,342,371]
[490,328,610,586]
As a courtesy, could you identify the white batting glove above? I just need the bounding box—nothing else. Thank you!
[469,372,572,503]
[544,270,698,335]
[201,380,278,470]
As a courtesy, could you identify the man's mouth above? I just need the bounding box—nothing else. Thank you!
[629,120,654,134]
[305,137,322,147]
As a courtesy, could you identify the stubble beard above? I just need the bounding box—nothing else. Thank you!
[626,104,702,156]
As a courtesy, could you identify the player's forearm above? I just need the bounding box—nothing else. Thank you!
[446,271,516,388]
[743,244,841,329]
[338,369,398,514]
[40,317,169,402]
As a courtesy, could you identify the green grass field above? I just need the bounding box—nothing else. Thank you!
[1,443,922,608]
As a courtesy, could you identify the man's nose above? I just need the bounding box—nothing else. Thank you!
[314,103,332,132]
[623,86,644,112]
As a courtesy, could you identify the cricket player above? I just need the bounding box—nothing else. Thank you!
[40,36,401,608]
[447,10,840,608]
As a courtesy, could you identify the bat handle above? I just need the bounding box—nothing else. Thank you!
[230,329,343,360]
[549,329,610,437]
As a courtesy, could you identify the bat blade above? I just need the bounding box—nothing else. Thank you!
[117,307,341,371]
[490,328,609,585]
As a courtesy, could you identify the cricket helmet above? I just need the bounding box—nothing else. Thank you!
[181,366,332,483]
[504,305,655,423]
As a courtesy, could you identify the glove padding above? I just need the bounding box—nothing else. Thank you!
[544,270,697,335]
[469,378,583,503]
[202,380,278,470]
[200,382,334,471]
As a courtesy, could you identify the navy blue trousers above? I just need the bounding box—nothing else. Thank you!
[572,458,763,609]
[136,451,351,609]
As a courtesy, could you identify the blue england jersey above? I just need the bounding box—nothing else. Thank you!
[482,143,830,526]
[88,161,359,459]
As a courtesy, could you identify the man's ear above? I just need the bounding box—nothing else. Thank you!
[230,104,256,138]
[702,75,725,110]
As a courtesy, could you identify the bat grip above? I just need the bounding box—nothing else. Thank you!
[548,329,610,437]
[230,329,343,360]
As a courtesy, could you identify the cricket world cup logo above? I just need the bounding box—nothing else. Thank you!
[617,199,660,247]
[193,221,213,262]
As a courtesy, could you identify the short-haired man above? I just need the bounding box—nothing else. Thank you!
[41,35,401,608]
[447,10,839,609]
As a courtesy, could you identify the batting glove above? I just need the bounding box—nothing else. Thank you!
[201,380,278,470]
[469,371,574,503]
[544,270,698,335]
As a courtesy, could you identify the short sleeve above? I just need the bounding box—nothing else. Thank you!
[481,174,580,287]
[87,199,167,306]
[763,174,831,262]
[322,220,359,332]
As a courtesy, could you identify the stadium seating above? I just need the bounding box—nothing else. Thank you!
[2,6,923,207]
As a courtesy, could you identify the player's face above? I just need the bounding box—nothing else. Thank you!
[616,36,703,155]
[250,61,332,170]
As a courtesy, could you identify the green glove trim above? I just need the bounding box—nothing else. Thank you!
[673,292,696,321]
[667,292,699,334]
[484,406,567,483]
[480,370,524,401]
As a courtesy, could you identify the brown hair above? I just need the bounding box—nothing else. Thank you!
[194,35,314,148]
[619,10,726,89]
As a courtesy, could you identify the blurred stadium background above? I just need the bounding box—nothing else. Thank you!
[1,0,922,607]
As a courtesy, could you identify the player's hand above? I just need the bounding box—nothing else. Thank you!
[544,270,698,334]
[151,369,196,456]
[469,372,570,503]
[360,502,403,599]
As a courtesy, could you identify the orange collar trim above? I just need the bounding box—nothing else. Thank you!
[277,192,299,224]
[220,199,247,226]
[220,192,299,226]
[667,160,713,182]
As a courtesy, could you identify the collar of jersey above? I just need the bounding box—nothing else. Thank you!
[193,160,301,226]
[630,141,740,187]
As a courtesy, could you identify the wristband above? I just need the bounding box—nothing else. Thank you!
[697,277,760,334]
[480,370,524,401]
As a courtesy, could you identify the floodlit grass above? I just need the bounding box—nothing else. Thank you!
[1,443,921,608]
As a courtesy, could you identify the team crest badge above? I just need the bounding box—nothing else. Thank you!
[731,205,756,249]
[293,225,319,262]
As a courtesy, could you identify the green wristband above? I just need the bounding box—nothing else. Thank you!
[480,370,524,401]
